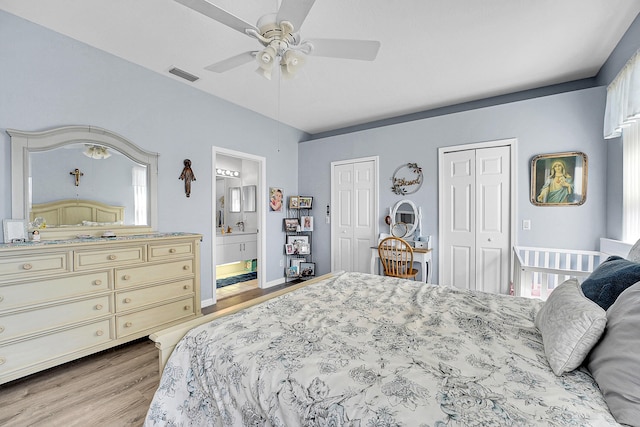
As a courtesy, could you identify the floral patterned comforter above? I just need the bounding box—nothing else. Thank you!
[145,272,618,426]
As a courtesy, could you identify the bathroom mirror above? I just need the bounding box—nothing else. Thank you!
[243,185,256,212]
[390,199,419,238]
[9,125,158,239]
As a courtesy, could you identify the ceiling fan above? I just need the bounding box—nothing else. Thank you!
[175,0,381,79]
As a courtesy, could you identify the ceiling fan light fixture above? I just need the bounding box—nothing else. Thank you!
[280,49,306,79]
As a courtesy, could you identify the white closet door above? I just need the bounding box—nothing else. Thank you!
[441,145,511,293]
[442,149,476,289]
[331,158,377,273]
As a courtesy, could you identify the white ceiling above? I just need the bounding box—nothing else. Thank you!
[1,1,639,135]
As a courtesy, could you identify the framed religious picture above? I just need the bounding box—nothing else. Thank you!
[530,152,588,206]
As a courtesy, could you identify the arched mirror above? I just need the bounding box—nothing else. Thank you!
[390,199,420,239]
[9,125,158,239]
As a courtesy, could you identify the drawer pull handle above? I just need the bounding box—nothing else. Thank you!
[183,265,190,271]
[96,330,104,336]
[22,263,32,270]
[184,305,191,311]
[108,255,117,260]
[0,326,4,334]
[95,304,103,310]
[94,279,102,286]
[124,322,132,328]
[123,274,131,281]
[0,357,5,365]
[124,298,132,303]
[169,248,177,253]
[183,285,190,290]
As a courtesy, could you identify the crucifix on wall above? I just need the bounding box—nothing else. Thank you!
[70,168,84,186]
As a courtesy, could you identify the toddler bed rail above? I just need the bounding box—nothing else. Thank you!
[513,246,604,300]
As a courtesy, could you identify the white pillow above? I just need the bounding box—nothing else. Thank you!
[534,278,607,375]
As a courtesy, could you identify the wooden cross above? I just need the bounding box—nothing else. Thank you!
[70,168,84,186]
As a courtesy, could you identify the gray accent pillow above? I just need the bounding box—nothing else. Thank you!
[534,278,607,376]
[628,238,640,262]
[586,281,640,425]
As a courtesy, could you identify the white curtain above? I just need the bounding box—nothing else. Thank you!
[604,49,640,139]
[604,49,640,243]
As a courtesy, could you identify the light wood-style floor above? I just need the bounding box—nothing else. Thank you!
[0,282,295,427]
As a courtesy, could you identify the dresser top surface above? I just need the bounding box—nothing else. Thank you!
[0,232,202,251]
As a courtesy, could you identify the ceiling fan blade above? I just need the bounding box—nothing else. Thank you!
[306,39,381,61]
[276,0,316,30]
[204,51,257,73]
[175,0,258,35]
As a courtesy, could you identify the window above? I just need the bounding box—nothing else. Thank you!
[132,166,147,225]
[604,49,640,243]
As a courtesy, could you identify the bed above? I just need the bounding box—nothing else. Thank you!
[29,198,124,226]
[144,251,640,426]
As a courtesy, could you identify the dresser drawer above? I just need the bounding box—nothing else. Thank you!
[116,297,195,338]
[115,259,194,289]
[0,271,110,311]
[74,245,145,270]
[0,295,112,341]
[116,279,194,312]
[0,252,71,280]
[148,241,195,261]
[0,319,111,378]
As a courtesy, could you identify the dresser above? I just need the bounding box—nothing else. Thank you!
[0,232,201,385]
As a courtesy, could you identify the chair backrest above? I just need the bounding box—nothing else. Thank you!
[378,236,415,277]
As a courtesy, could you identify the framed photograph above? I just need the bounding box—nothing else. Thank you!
[530,152,588,206]
[290,257,305,271]
[269,187,284,212]
[289,196,299,209]
[300,262,315,277]
[287,235,310,254]
[299,196,313,209]
[3,219,27,243]
[283,218,300,232]
[287,265,299,278]
[285,243,294,255]
[301,215,314,231]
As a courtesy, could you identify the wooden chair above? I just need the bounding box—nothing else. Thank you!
[377,236,419,280]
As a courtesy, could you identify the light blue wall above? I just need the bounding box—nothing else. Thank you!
[0,11,306,302]
[299,88,608,280]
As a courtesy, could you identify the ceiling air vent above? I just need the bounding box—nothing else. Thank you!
[168,67,199,82]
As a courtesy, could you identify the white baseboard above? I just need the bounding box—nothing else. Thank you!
[264,277,286,288]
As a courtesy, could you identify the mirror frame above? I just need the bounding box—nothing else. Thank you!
[390,199,420,239]
[9,125,158,239]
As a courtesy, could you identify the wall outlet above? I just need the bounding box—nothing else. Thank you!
[279,258,284,267]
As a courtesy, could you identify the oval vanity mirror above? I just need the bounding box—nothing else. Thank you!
[390,199,419,239]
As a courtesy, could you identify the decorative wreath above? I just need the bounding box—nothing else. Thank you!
[391,163,423,195]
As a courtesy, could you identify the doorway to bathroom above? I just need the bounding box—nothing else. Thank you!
[212,147,266,304]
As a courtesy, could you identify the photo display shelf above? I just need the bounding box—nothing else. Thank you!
[284,196,315,282]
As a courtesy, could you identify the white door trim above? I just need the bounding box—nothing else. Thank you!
[212,147,266,304]
[437,138,517,291]
[330,156,379,272]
